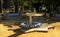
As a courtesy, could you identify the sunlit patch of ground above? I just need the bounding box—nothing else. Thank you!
[0,24,19,37]
[18,22,60,37]
[0,24,14,37]
[0,22,60,37]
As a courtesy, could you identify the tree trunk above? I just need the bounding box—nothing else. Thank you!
[14,0,19,13]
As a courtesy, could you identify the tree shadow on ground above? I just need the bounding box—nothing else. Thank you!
[46,18,60,24]
[0,17,60,37]
[8,27,48,37]
[7,18,60,37]
[8,27,31,37]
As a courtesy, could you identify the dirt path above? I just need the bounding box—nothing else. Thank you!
[18,22,60,37]
[0,22,60,37]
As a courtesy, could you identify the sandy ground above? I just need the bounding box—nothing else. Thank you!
[0,22,60,37]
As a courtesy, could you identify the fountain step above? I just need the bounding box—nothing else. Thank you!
[20,22,43,28]
[25,27,48,33]
[24,25,54,33]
